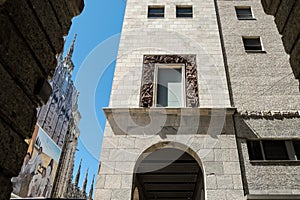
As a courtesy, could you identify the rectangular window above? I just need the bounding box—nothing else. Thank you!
[247,140,263,160]
[263,140,289,160]
[242,37,263,52]
[176,6,193,18]
[155,66,184,107]
[235,7,254,20]
[148,6,165,18]
[247,140,300,161]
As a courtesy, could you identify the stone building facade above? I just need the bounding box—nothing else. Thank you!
[50,36,82,198]
[37,36,79,149]
[0,0,83,198]
[51,93,81,198]
[95,0,300,200]
[217,0,300,198]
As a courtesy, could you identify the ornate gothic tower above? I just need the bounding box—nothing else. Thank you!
[95,0,300,200]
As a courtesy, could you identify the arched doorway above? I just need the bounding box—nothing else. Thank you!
[132,145,205,200]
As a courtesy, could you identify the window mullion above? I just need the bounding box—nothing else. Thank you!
[260,141,266,160]
[286,141,297,160]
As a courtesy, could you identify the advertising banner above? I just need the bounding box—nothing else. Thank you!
[11,125,61,198]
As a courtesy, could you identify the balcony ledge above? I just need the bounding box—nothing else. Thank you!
[103,107,236,135]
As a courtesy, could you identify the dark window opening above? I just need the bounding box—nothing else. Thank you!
[235,7,254,20]
[263,140,289,160]
[176,6,193,18]
[243,37,263,51]
[148,6,165,18]
[247,140,263,160]
[247,140,300,161]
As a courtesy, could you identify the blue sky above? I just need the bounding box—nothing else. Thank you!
[63,0,126,194]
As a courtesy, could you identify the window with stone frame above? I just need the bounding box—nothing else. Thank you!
[139,55,199,108]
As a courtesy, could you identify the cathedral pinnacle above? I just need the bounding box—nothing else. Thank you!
[64,34,77,75]
[88,174,95,200]
[75,158,82,187]
[82,168,89,194]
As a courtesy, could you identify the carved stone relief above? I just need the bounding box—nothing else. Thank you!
[140,55,199,107]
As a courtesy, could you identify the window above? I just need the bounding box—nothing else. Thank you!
[176,6,193,18]
[247,140,263,160]
[247,140,300,161]
[148,6,164,18]
[235,7,254,20]
[263,140,289,160]
[155,65,184,107]
[140,55,199,108]
[242,37,264,52]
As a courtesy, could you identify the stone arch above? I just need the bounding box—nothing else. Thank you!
[131,141,206,200]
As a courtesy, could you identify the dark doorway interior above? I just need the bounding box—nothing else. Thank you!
[132,148,204,200]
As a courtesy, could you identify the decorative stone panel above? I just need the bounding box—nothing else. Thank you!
[139,55,199,108]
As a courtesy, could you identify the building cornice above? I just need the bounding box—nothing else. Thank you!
[237,110,300,119]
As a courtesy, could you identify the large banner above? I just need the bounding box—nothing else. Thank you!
[11,125,61,198]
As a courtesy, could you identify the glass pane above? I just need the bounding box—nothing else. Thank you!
[157,84,168,107]
[243,38,262,51]
[236,8,253,19]
[247,141,263,160]
[263,140,289,160]
[168,81,182,107]
[176,7,193,18]
[293,141,300,160]
[157,68,182,107]
[148,7,164,18]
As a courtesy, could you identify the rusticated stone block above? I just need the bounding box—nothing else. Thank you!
[261,0,281,15]
[4,0,57,76]
[0,63,36,136]
[275,0,295,34]
[30,0,64,54]
[0,13,46,106]
[49,0,73,34]
[0,118,28,177]
[282,1,300,54]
